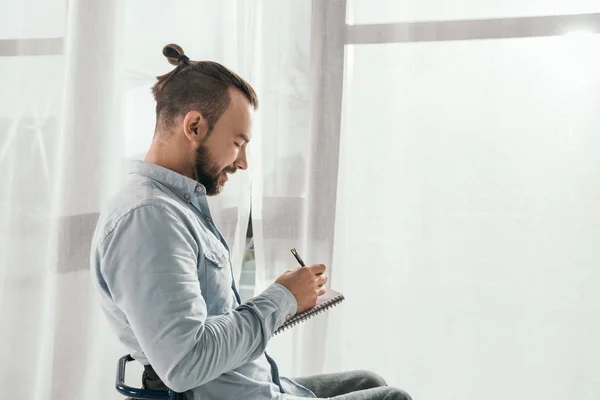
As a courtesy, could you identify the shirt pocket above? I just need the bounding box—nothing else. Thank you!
[202,239,234,311]
[204,244,229,268]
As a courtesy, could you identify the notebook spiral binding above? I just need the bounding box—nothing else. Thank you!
[274,294,345,335]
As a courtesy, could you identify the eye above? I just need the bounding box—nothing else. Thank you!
[234,142,242,149]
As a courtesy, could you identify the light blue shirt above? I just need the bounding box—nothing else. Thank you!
[90,161,315,400]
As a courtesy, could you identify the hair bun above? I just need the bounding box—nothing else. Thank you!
[163,43,187,66]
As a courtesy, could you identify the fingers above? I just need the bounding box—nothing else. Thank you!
[317,287,327,296]
[316,274,328,288]
[309,263,326,275]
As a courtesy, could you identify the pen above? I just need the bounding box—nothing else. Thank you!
[290,248,305,267]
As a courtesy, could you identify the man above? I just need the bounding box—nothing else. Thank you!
[90,44,411,400]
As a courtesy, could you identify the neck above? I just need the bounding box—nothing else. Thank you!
[144,137,194,179]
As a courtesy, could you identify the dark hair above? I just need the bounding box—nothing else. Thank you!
[152,43,258,133]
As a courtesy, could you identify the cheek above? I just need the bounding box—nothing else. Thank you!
[218,147,239,166]
[205,136,237,169]
[209,153,235,174]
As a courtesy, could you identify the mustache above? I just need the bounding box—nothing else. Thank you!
[222,166,237,175]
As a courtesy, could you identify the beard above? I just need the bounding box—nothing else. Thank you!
[193,143,235,196]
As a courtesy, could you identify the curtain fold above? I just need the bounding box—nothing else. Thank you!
[248,0,342,378]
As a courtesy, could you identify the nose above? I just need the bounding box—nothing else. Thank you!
[235,148,248,170]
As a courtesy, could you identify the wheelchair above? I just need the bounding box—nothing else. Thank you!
[116,354,182,399]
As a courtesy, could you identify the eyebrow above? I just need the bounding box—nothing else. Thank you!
[238,134,251,143]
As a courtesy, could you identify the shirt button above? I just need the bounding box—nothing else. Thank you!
[183,193,191,200]
[196,186,203,193]
[220,255,227,263]
[285,313,291,320]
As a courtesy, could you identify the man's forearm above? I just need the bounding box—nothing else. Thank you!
[136,283,296,393]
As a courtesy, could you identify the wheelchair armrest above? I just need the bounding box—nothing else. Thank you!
[116,354,180,400]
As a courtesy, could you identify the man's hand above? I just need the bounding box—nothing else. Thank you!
[275,264,328,313]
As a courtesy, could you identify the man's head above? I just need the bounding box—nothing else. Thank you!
[149,43,258,195]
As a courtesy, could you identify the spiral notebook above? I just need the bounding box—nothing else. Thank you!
[274,288,345,335]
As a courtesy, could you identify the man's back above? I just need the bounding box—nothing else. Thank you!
[90,161,304,400]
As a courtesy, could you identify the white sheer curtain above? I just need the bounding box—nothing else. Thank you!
[248,0,348,379]
[0,0,318,398]
[248,0,338,378]
[324,2,600,400]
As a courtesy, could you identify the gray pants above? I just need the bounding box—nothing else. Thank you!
[293,370,412,400]
[138,365,411,400]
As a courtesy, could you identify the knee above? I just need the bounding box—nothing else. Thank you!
[356,370,388,389]
[383,387,412,400]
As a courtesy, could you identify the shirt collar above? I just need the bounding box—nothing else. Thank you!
[130,160,206,202]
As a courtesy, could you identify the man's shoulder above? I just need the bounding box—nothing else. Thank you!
[93,174,191,244]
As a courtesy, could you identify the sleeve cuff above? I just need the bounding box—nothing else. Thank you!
[259,283,298,328]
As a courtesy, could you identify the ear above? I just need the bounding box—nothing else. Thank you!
[182,110,209,144]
